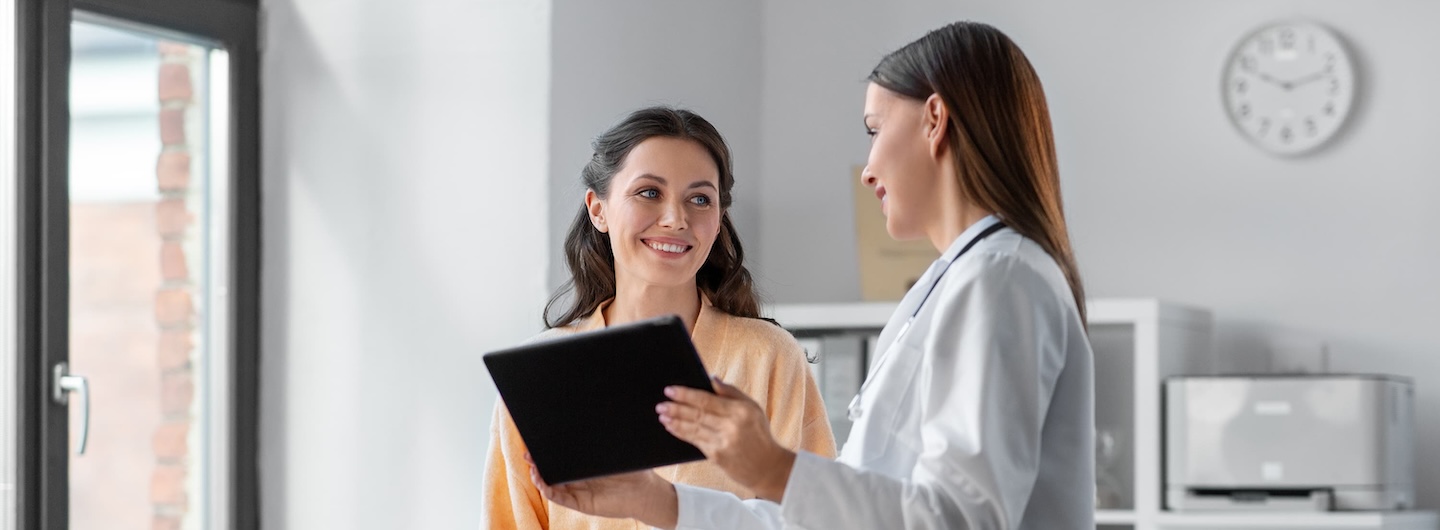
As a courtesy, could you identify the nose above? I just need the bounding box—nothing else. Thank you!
[860,165,878,188]
[658,198,687,230]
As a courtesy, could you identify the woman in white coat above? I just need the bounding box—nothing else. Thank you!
[528,21,1095,529]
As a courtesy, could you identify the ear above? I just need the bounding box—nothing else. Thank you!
[584,189,608,233]
[923,93,950,159]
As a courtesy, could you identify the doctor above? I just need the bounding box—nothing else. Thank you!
[530,21,1095,529]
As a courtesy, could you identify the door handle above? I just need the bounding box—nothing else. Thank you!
[52,362,90,455]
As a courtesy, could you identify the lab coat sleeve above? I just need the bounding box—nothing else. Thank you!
[673,483,786,530]
[777,252,1068,529]
[480,403,549,530]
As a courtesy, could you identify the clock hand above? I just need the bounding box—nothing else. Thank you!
[1253,71,1292,90]
[1288,70,1332,88]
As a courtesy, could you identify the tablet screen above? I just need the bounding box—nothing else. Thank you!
[484,314,713,484]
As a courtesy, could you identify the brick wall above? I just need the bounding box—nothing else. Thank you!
[151,41,203,530]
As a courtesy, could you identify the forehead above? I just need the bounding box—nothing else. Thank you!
[617,136,719,185]
[864,83,901,116]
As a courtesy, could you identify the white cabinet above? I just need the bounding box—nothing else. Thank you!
[767,298,1436,530]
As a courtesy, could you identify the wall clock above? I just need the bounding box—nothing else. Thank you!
[1222,21,1356,155]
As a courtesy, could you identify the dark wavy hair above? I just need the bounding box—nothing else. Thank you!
[544,106,763,329]
[870,21,1087,325]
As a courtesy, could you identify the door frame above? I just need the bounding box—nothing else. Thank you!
[14,0,260,528]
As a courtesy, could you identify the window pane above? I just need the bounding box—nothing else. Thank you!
[69,17,228,530]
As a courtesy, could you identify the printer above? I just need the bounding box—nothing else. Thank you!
[1165,375,1415,512]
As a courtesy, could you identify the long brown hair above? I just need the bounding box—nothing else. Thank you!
[544,107,763,328]
[870,21,1087,325]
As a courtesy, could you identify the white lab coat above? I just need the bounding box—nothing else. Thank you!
[671,216,1095,530]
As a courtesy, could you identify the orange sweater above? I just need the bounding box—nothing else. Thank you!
[481,299,836,530]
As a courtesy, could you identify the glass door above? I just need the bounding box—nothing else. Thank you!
[10,1,259,529]
[66,17,231,530]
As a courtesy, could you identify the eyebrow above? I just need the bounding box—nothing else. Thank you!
[636,174,718,191]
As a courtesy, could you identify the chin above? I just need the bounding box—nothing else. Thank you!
[884,220,923,242]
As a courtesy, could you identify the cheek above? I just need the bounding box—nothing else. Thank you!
[694,214,723,251]
[610,203,654,235]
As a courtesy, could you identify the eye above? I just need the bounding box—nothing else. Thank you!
[689,194,713,207]
[638,188,660,199]
[865,127,878,139]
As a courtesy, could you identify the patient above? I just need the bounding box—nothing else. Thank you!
[481,106,836,530]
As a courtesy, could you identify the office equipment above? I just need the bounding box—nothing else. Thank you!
[483,315,713,485]
[1166,375,1415,512]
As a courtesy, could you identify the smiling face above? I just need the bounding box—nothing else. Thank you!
[587,136,722,291]
[861,82,947,242]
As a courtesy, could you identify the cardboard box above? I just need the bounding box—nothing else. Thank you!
[852,165,938,301]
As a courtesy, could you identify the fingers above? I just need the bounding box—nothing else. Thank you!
[657,403,719,448]
[529,461,553,498]
[663,384,717,407]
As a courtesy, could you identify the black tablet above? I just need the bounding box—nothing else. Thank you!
[483,314,714,485]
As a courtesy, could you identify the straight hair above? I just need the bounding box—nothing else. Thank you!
[870,21,1088,325]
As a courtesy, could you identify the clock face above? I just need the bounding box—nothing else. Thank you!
[1223,22,1356,155]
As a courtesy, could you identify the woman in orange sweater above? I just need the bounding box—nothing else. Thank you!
[481,106,836,530]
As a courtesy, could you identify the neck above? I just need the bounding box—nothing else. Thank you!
[605,276,703,333]
[927,200,994,253]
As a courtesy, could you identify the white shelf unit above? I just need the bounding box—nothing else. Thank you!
[767,298,1436,530]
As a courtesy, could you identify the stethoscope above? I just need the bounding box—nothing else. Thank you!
[846,221,1007,422]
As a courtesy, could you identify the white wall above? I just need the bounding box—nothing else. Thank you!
[261,1,552,528]
[757,0,1440,510]
[547,0,763,294]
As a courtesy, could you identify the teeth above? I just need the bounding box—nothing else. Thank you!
[647,241,688,254]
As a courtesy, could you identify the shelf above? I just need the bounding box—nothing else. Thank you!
[767,302,894,330]
[1155,511,1438,530]
[1097,509,1139,525]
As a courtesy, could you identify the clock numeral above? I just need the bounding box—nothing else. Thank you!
[1324,101,1336,116]
[1240,55,1257,72]
[1305,118,1318,137]
[1238,103,1251,119]
[1330,78,1340,95]
[1258,118,1271,137]
[1279,28,1296,50]
[1326,53,1336,66]
[1235,79,1248,95]
[1280,126,1294,144]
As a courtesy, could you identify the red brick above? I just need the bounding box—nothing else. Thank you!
[155,288,193,328]
[160,108,185,146]
[158,63,192,103]
[150,463,188,507]
[153,515,181,530]
[155,198,192,237]
[160,372,194,416]
[158,330,193,370]
[153,420,189,460]
[157,151,190,191]
[160,241,188,282]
